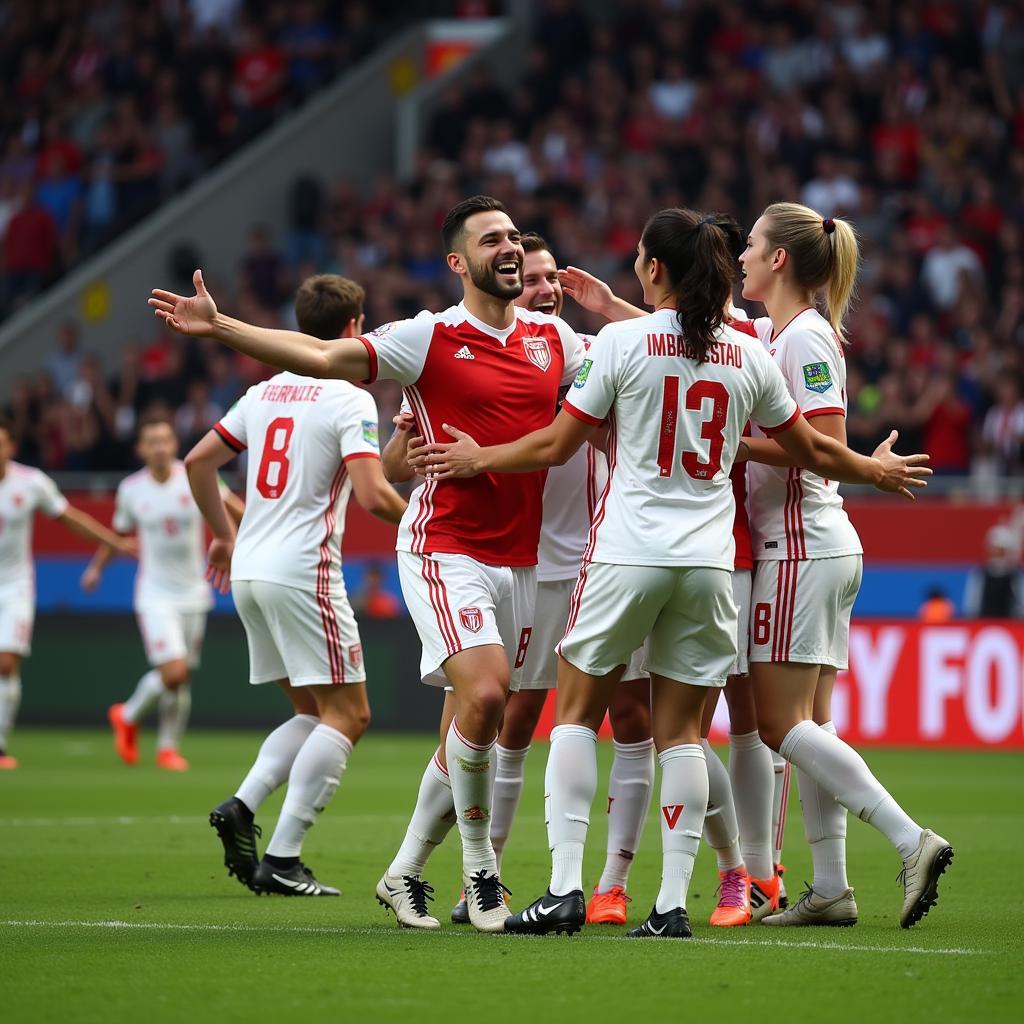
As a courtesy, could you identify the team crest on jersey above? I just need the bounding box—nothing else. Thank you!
[803,362,833,393]
[349,644,362,668]
[522,336,551,371]
[361,420,378,446]
[459,606,483,633]
[573,358,593,388]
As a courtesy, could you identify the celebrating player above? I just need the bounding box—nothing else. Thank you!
[187,274,406,896]
[414,208,931,937]
[738,202,953,928]
[84,416,243,771]
[148,197,585,930]
[0,415,135,769]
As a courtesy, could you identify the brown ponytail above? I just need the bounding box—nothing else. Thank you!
[762,201,860,342]
[640,209,735,363]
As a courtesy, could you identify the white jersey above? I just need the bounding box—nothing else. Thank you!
[113,462,212,612]
[215,371,381,595]
[0,463,68,595]
[747,309,863,561]
[563,308,797,569]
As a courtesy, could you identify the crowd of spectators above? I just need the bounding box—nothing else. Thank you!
[4,0,1024,485]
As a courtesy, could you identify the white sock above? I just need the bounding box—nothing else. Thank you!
[156,685,191,752]
[265,724,353,858]
[389,750,456,877]
[729,730,775,879]
[598,738,655,892]
[780,721,924,860]
[0,673,22,750]
[235,714,319,812]
[491,744,530,874]
[656,744,707,913]
[546,724,597,896]
[771,750,792,864]
[700,739,743,873]
[446,719,498,876]
[122,669,166,724]
[796,721,849,897]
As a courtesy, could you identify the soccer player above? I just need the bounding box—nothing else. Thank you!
[186,274,406,896]
[0,415,135,769]
[83,417,243,771]
[415,208,931,937]
[738,202,953,928]
[148,197,585,930]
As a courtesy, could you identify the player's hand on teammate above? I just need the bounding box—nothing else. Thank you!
[206,537,234,594]
[558,266,614,315]
[871,430,932,500]
[149,269,218,337]
[408,425,483,479]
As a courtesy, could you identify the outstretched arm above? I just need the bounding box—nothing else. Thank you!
[558,266,646,322]
[81,540,121,591]
[409,408,596,479]
[60,507,135,556]
[149,269,371,381]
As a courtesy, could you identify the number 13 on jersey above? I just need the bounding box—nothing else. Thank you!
[657,377,730,480]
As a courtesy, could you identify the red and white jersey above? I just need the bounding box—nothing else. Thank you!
[215,371,381,595]
[747,308,862,561]
[359,303,585,567]
[113,462,211,611]
[563,308,797,569]
[0,463,68,594]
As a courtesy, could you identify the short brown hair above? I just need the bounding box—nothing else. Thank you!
[520,232,550,255]
[137,413,176,439]
[294,275,366,340]
[441,195,509,254]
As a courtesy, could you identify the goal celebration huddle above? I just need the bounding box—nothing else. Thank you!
[138,194,951,938]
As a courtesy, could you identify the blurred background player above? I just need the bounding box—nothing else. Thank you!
[0,414,134,769]
[963,524,1023,619]
[83,416,243,771]
[190,274,406,896]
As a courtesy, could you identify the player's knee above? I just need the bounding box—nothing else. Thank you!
[464,678,507,728]
[0,652,18,676]
[610,701,651,744]
[757,721,785,753]
[160,662,190,689]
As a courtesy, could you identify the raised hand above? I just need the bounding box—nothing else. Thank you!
[149,269,218,337]
[558,266,615,315]
[871,430,932,500]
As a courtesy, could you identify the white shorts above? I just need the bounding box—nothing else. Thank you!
[732,569,752,677]
[749,555,863,669]
[559,561,737,688]
[0,589,34,656]
[233,579,365,687]
[137,606,207,668]
[397,552,536,690]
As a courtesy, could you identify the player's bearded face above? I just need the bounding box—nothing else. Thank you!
[467,248,524,300]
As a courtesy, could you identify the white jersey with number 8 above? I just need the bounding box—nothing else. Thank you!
[214,371,381,595]
[562,308,798,570]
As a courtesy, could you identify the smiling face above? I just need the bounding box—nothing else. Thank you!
[451,209,524,301]
[516,248,562,317]
[738,215,776,301]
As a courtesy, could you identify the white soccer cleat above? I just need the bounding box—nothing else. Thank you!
[464,869,511,933]
[762,884,858,927]
[899,829,954,929]
[376,873,441,930]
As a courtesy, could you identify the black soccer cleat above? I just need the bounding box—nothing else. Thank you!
[627,905,692,938]
[504,888,585,936]
[252,858,341,896]
[209,797,261,890]
[451,891,470,924]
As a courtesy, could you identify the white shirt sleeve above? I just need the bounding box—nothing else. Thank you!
[32,469,69,519]
[112,480,135,533]
[551,316,586,386]
[214,388,254,452]
[562,325,618,425]
[358,314,434,386]
[750,349,800,434]
[782,325,847,417]
[338,388,383,461]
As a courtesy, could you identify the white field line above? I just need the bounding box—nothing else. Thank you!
[0,919,993,956]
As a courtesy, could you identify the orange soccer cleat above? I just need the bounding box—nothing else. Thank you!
[776,862,788,909]
[108,703,139,765]
[586,884,630,925]
[750,871,781,922]
[156,748,189,772]
[0,753,19,770]
[709,867,751,926]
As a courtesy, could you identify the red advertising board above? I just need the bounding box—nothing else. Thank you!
[536,622,1024,749]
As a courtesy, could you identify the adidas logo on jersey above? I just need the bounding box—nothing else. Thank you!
[454,345,475,360]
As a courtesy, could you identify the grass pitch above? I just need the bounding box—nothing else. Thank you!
[1,729,1020,1024]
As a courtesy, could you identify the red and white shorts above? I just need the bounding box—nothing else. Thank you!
[397,552,536,690]
[731,569,752,677]
[0,587,34,656]
[136,605,206,669]
[233,580,365,686]
[749,555,862,669]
